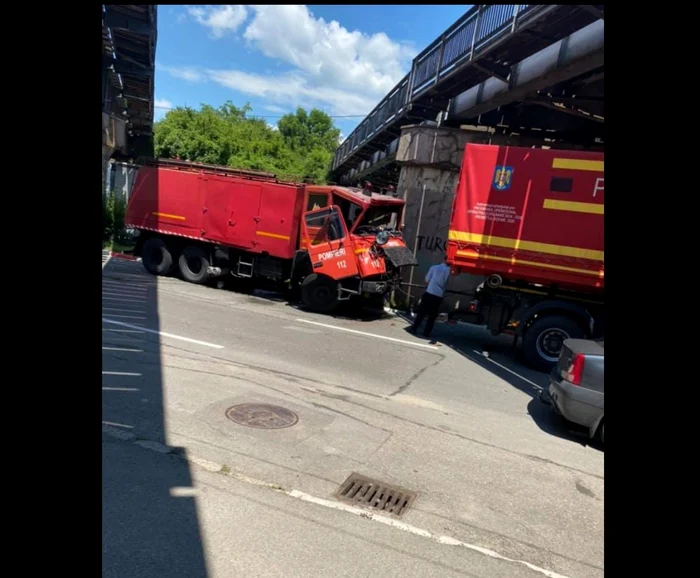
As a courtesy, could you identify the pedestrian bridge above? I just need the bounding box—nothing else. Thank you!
[330,4,604,187]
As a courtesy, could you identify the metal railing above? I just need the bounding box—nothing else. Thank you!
[332,4,542,171]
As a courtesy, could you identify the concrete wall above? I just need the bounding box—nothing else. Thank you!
[395,125,492,311]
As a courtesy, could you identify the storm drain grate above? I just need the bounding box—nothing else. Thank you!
[335,473,417,517]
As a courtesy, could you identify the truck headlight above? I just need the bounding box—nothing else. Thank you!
[376,230,389,246]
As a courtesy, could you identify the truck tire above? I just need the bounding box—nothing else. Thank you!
[141,237,175,276]
[178,246,210,285]
[522,315,584,372]
[301,274,339,314]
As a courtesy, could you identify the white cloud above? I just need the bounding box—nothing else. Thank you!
[159,64,205,83]
[154,98,173,121]
[174,5,417,119]
[263,104,288,114]
[187,5,248,38]
[243,6,415,98]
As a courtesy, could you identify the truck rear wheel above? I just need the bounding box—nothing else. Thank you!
[301,274,339,314]
[522,315,584,372]
[178,246,210,285]
[142,237,175,276]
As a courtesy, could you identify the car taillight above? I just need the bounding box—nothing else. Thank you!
[566,354,585,385]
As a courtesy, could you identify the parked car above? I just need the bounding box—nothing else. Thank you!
[544,338,604,443]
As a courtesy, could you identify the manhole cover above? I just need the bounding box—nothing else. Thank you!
[335,473,417,517]
[225,403,299,429]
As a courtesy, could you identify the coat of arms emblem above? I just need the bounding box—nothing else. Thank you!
[493,166,513,191]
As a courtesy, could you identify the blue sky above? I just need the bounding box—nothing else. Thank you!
[155,5,470,139]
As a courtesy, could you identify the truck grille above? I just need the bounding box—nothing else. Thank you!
[382,246,418,268]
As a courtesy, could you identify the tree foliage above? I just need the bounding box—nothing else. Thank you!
[154,102,341,184]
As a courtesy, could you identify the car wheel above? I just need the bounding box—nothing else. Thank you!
[523,315,584,372]
[301,274,339,313]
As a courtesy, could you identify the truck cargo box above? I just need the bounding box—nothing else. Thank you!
[125,162,305,260]
[447,144,604,292]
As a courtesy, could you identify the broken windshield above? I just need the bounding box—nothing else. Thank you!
[356,206,400,231]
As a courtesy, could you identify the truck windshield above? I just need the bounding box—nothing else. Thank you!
[357,206,400,230]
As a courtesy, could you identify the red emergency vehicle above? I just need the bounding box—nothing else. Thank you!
[125,159,417,313]
[446,144,604,370]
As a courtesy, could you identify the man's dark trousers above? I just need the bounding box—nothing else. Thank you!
[411,292,443,337]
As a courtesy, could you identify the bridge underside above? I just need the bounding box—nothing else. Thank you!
[331,5,604,188]
[102,5,157,160]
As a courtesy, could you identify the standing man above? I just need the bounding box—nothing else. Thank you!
[409,253,451,339]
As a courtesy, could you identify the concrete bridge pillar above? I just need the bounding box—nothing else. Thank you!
[395,125,497,309]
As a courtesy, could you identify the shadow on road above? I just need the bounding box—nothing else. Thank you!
[395,309,603,451]
[102,256,209,577]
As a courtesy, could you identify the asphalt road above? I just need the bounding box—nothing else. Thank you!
[102,256,604,578]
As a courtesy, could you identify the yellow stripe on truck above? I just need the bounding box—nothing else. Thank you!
[455,251,604,277]
[256,230,291,241]
[543,199,604,215]
[551,158,604,172]
[152,212,186,221]
[448,230,604,261]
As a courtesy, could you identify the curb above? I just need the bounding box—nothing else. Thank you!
[110,252,140,262]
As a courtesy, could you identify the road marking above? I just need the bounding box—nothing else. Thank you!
[472,350,543,391]
[295,318,440,350]
[102,347,143,352]
[285,490,569,578]
[102,420,133,429]
[102,254,111,269]
[102,318,225,349]
[101,314,147,320]
[102,307,146,314]
[102,287,147,294]
[102,329,144,333]
[155,441,571,578]
[170,487,199,497]
[283,325,322,334]
[102,387,140,391]
[102,371,141,376]
[102,292,146,299]
[102,297,146,304]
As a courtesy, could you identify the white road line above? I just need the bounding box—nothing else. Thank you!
[102,281,150,289]
[102,314,147,319]
[102,293,146,300]
[179,450,571,578]
[102,420,133,429]
[102,329,144,333]
[102,288,148,296]
[169,487,199,497]
[471,350,543,391]
[295,318,440,350]
[102,347,143,352]
[102,307,146,314]
[285,490,569,578]
[102,290,146,297]
[102,387,140,391]
[102,317,225,349]
[102,371,141,376]
[102,297,146,304]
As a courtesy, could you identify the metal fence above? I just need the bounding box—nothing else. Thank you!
[332,4,542,171]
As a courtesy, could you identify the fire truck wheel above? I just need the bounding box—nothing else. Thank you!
[178,246,210,285]
[522,315,584,372]
[301,274,339,313]
[141,237,175,276]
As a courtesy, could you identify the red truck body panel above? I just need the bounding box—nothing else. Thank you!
[125,165,305,260]
[447,144,604,292]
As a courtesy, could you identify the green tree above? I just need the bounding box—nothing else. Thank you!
[154,102,341,184]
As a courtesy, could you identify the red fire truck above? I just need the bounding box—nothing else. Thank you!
[125,159,417,313]
[446,144,604,370]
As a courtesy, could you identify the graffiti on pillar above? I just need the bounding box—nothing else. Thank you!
[415,235,446,254]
